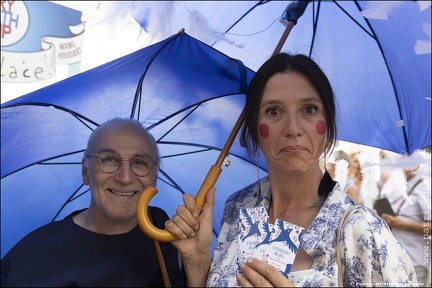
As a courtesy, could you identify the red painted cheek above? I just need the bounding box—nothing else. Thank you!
[316,120,326,135]
[259,124,270,139]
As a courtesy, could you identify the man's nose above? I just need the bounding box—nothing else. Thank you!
[114,160,134,184]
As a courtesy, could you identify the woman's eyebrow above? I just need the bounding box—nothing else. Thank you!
[261,96,322,106]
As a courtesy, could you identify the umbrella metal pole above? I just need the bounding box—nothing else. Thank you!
[137,20,298,242]
[273,21,295,56]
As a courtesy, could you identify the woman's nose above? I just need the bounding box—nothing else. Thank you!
[284,114,302,137]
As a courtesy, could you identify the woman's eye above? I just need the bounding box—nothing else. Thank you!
[304,105,318,114]
[266,108,279,116]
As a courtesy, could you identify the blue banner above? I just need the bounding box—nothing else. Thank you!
[1,1,84,83]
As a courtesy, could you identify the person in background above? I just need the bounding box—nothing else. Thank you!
[381,161,431,287]
[325,149,350,193]
[377,149,392,196]
[165,53,417,287]
[345,152,362,204]
[1,118,186,287]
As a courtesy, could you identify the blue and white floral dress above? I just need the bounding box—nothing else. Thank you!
[207,173,417,287]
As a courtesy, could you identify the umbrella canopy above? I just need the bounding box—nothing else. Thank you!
[1,31,264,257]
[158,0,430,155]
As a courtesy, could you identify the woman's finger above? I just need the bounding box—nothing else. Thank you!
[236,273,254,287]
[238,260,273,287]
[241,258,295,287]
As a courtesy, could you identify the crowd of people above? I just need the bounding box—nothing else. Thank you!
[324,147,431,287]
[1,52,430,287]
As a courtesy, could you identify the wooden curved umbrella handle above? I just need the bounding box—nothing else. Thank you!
[136,165,222,242]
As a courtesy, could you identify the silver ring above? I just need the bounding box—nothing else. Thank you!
[164,220,171,227]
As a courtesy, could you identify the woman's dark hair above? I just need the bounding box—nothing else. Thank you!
[240,53,337,159]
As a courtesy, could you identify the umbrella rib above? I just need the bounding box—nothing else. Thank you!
[1,150,85,179]
[157,168,186,194]
[308,0,321,57]
[212,227,219,238]
[333,1,375,39]
[158,141,266,171]
[336,0,410,153]
[159,141,217,151]
[211,0,271,46]
[161,148,211,159]
[28,150,85,162]
[153,106,200,142]
[132,32,184,120]
[1,102,100,129]
[146,92,245,133]
[1,102,100,178]
[51,183,89,222]
[38,162,82,165]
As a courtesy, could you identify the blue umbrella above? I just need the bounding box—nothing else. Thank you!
[1,31,264,256]
[39,0,432,154]
[171,0,430,155]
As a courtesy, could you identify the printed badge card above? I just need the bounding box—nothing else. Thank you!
[254,220,304,276]
[237,207,267,264]
[237,205,304,277]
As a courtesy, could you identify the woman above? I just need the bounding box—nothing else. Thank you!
[346,152,362,204]
[166,53,417,287]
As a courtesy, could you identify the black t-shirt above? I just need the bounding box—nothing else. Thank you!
[1,207,186,287]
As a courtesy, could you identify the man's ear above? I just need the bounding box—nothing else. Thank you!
[82,158,90,185]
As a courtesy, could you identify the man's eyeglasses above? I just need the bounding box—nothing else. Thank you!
[86,152,157,177]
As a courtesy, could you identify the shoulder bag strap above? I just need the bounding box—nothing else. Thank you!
[336,205,362,287]
[148,208,171,287]
[395,179,423,215]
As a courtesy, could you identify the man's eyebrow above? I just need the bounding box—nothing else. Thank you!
[98,148,115,152]
[135,153,154,158]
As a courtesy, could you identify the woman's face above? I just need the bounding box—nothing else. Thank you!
[258,71,326,175]
[351,154,360,171]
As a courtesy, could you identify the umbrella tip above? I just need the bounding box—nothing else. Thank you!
[179,28,185,34]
